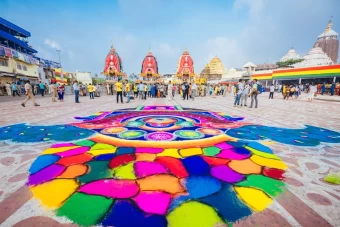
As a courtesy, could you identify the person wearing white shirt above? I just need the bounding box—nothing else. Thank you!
[269,84,275,99]
[73,81,80,103]
[241,81,249,106]
[191,82,197,101]
[308,83,317,102]
[168,81,173,101]
[234,79,244,107]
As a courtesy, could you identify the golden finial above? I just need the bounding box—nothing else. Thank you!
[325,16,333,33]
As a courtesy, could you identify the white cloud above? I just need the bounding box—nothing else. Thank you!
[154,43,179,57]
[44,39,61,49]
[35,46,54,61]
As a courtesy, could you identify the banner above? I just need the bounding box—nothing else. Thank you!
[12,50,19,58]
[18,53,24,61]
[0,46,5,56]
[4,48,12,57]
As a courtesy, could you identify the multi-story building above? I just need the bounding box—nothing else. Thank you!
[0,17,39,84]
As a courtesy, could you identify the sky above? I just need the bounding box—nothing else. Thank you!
[1,0,339,76]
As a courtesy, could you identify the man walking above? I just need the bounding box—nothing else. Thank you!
[73,80,80,103]
[250,79,259,108]
[88,83,94,99]
[269,84,274,99]
[21,81,40,107]
[115,79,123,103]
[125,80,131,103]
[234,79,244,107]
[11,82,20,97]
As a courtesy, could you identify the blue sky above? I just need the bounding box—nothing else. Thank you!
[1,0,339,76]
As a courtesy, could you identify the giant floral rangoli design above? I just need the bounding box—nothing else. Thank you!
[1,105,340,227]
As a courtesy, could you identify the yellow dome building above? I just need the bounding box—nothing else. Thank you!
[200,56,227,82]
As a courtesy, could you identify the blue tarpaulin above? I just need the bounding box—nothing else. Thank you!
[0,17,31,37]
[0,30,37,53]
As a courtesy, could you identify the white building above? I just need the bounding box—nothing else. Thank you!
[280,47,301,61]
[75,72,92,85]
[293,47,333,68]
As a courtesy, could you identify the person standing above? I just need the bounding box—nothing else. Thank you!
[125,80,131,103]
[144,83,148,99]
[115,79,123,103]
[168,81,173,101]
[321,83,326,95]
[234,79,244,107]
[39,81,45,96]
[151,84,156,98]
[5,82,11,96]
[58,84,65,102]
[148,83,151,97]
[11,82,20,97]
[330,82,335,96]
[106,83,110,95]
[21,81,40,107]
[191,82,197,101]
[240,81,249,106]
[50,82,57,102]
[183,82,189,100]
[88,83,94,99]
[249,79,259,108]
[159,83,164,98]
[269,84,274,99]
[73,81,80,103]
[138,82,144,100]
[308,82,317,102]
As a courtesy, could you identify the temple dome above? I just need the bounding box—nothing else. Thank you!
[140,49,159,77]
[318,21,338,38]
[280,47,301,61]
[176,49,194,76]
[209,56,227,75]
[294,47,333,67]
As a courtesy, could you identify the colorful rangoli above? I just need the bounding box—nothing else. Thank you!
[0,105,340,227]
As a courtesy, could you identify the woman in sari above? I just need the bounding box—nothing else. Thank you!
[58,85,65,102]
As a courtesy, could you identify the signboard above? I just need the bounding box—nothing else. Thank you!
[0,46,5,56]
[12,50,19,58]
[4,48,12,57]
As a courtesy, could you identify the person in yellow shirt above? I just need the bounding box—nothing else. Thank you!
[87,83,94,99]
[115,79,123,103]
[133,84,138,98]
[125,80,131,103]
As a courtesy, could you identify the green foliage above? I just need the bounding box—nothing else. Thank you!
[276,59,304,68]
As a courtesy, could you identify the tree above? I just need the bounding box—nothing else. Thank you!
[129,73,139,81]
[276,59,304,68]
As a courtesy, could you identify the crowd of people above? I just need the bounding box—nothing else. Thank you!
[1,78,338,107]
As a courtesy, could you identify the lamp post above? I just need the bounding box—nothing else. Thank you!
[56,49,61,66]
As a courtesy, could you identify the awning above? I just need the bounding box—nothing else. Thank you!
[0,17,30,37]
[0,72,15,77]
[0,30,37,53]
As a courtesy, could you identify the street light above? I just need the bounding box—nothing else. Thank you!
[56,49,61,66]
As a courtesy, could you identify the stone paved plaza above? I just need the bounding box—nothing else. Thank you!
[0,92,340,227]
